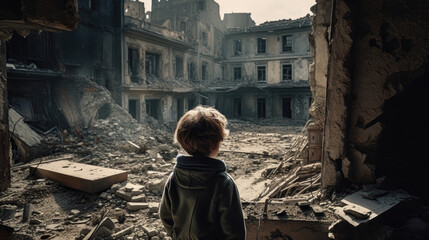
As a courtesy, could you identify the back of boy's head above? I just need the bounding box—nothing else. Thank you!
[175,106,229,156]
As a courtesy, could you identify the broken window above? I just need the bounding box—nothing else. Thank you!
[257,98,266,118]
[257,38,266,54]
[145,52,160,77]
[188,98,195,109]
[257,66,266,82]
[146,99,161,120]
[177,98,184,120]
[180,21,187,32]
[128,48,140,80]
[175,56,183,78]
[282,35,293,52]
[234,98,242,117]
[233,39,242,56]
[128,99,138,120]
[233,67,242,81]
[201,31,208,46]
[282,97,292,118]
[197,0,206,11]
[188,61,197,80]
[282,64,292,81]
[201,63,208,80]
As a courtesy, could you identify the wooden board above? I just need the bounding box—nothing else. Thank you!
[30,160,127,193]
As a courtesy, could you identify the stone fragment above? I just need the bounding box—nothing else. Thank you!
[148,202,159,213]
[141,225,158,237]
[111,226,133,239]
[127,202,149,211]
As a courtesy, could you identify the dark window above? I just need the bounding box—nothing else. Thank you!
[233,98,242,117]
[282,98,292,118]
[145,52,160,76]
[233,39,242,56]
[180,21,187,32]
[188,61,197,80]
[146,99,161,120]
[89,0,98,10]
[129,99,138,120]
[282,64,292,81]
[197,0,206,10]
[128,48,140,79]
[177,98,184,120]
[282,35,293,52]
[188,98,195,110]
[257,66,266,82]
[257,98,266,118]
[201,31,208,46]
[175,56,183,78]
[257,38,266,54]
[233,67,241,80]
[202,63,208,80]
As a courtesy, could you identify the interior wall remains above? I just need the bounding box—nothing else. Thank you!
[316,0,429,201]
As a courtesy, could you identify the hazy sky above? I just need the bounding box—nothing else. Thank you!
[140,0,316,25]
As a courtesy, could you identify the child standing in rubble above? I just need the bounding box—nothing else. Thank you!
[159,105,246,240]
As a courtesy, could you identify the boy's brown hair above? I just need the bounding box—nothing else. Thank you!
[175,106,229,156]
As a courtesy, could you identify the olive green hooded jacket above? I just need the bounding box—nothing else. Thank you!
[159,154,246,240]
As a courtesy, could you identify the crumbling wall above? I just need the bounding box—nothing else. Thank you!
[309,0,331,126]
[0,40,10,191]
[319,0,429,201]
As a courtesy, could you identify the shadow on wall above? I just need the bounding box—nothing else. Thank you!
[373,56,429,202]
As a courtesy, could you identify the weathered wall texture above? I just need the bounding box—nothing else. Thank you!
[0,40,10,191]
[318,0,429,201]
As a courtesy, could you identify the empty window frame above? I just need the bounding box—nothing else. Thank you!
[282,35,293,52]
[257,66,266,82]
[201,63,208,80]
[201,31,208,46]
[233,98,242,117]
[233,67,242,80]
[282,64,292,81]
[145,52,160,76]
[282,97,292,118]
[197,0,206,11]
[175,56,183,78]
[257,98,266,118]
[146,99,161,120]
[128,48,140,77]
[257,38,266,54]
[128,99,138,120]
[233,39,242,56]
[188,61,197,80]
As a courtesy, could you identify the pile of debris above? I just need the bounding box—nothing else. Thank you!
[259,162,321,201]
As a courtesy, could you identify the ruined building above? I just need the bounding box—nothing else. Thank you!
[121,0,312,123]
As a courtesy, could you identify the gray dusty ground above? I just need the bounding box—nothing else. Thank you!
[0,120,311,240]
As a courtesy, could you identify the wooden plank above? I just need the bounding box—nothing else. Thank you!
[30,160,127,193]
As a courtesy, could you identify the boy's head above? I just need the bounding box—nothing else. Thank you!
[175,106,229,157]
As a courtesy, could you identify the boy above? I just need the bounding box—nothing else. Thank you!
[159,106,246,240]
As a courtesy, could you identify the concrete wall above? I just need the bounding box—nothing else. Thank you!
[316,0,429,201]
[0,40,10,191]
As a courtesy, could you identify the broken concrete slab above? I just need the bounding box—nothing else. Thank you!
[333,188,417,227]
[9,108,49,162]
[30,160,127,193]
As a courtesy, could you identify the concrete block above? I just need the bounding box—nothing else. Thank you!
[30,160,127,193]
[127,202,148,211]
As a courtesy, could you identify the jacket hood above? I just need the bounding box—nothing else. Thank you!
[173,154,226,190]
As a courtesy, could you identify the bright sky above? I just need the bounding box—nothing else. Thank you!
[140,0,316,25]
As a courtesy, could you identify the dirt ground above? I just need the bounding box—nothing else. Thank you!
[0,119,326,240]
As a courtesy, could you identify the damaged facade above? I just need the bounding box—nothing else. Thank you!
[120,0,312,123]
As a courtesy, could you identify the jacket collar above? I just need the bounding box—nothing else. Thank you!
[175,154,226,171]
